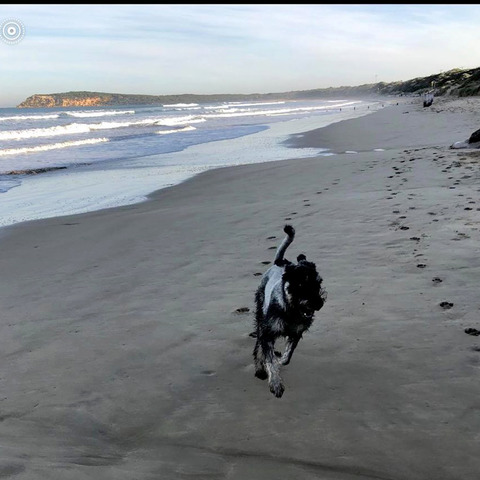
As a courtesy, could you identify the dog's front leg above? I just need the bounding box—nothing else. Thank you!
[261,337,284,398]
[280,336,300,366]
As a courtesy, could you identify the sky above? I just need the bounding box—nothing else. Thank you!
[1,4,480,107]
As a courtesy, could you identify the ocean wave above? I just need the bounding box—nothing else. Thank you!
[0,110,135,122]
[203,101,286,110]
[221,101,286,108]
[0,115,206,140]
[0,138,109,157]
[156,115,205,126]
[0,113,60,121]
[62,109,136,118]
[156,125,197,135]
[163,103,199,108]
[0,123,92,140]
[207,101,362,118]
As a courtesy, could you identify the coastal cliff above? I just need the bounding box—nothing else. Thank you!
[17,92,163,108]
[17,66,480,108]
[17,91,277,108]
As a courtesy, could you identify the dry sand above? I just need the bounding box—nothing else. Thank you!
[1,96,480,479]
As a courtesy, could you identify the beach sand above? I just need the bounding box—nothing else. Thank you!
[1,96,480,479]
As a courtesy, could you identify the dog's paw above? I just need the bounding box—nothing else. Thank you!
[270,382,285,398]
[255,369,268,380]
[279,356,291,366]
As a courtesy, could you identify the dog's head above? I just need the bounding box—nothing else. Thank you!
[283,254,327,319]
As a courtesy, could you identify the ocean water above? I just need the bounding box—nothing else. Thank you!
[0,97,385,228]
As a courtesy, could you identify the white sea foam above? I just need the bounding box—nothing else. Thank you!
[0,102,361,142]
[227,101,286,107]
[207,101,362,119]
[0,113,60,121]
[203,101,286,109]
[163,103,199,108]
[0,115,205,140]
[0,109,135,122]
[0,123,93,140]
[156,115,206,126]
[64,109,135,117]
[0,138,109,159]
[173,106,202,111]
[156,126,197,135]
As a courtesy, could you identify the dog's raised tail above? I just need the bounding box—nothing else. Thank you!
[274,225,295,266]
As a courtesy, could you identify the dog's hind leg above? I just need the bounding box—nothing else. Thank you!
[253,339,268,380]
[280,336,300,366]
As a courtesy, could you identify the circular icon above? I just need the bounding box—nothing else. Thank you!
[1,19,25,44]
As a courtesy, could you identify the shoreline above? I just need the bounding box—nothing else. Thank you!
[0,97,389,230]
[2,96,480,478]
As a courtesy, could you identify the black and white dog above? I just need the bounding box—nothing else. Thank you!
[252,225,327,398]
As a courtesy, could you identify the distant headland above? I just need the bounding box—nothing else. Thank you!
[17,66,480,108]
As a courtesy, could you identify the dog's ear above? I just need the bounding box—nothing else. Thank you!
[297,254,306,262]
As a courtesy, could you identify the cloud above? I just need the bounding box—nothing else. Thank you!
[2,4,480,106]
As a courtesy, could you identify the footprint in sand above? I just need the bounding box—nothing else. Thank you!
[417,263,427,268]
[267,236,276,240]
[253,272,262,276]
[439,301,454,309]
[234,307,250,314]
[452,232,470,241]
[465,328,480,336]
[261,261,271,265]
[432,277,443,284]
